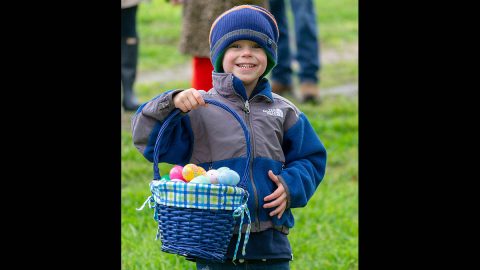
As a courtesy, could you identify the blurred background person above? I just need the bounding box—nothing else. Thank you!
[121,0,144,111]
[171,0,268,91]
[269,0,321,103]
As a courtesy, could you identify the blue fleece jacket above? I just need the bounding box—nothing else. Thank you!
[131,72,326,258]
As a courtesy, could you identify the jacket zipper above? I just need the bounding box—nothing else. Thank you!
[243,98,261,231]
[230,74,265,231]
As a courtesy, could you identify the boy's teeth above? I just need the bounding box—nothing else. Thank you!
[238,64,254,68]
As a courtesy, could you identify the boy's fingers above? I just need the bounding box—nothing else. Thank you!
[269,201,286,217]
[186,94,199,110]
[264,185,284,202]
[268,170,279,184]
[178,104,188,112]
[270,207,280,216]
[263,193,286,208]
[192,90,205,106]
[182,99,193,111]
[277,202,287,219]
[175,95,188,112]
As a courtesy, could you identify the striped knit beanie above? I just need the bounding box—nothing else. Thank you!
[209,5,279,78]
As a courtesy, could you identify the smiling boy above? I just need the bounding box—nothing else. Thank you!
[132,5,327,269]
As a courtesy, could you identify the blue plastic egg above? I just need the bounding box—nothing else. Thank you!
[217,167,230,173]
[217,170,240,186]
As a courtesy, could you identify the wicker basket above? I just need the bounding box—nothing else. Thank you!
[138,99,252,263]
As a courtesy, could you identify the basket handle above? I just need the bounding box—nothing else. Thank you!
[153,98,251,189]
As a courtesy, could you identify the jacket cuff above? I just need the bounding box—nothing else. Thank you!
[142,89,184,120]
[277,175,291,209]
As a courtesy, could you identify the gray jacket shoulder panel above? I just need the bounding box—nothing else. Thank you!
[271,93,301,132]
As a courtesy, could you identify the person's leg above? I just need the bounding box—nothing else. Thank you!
[268,0,293,94]
[121,5,140,111]
[244,260,290,270]
[192,56,214,91]
[290,0,321,102]
[196,260,245,270]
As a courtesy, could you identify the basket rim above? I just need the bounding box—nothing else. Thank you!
[150,180,248,211]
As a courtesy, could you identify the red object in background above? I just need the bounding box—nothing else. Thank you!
[192,56,214,91]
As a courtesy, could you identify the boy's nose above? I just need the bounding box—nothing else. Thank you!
[240,48,253,57]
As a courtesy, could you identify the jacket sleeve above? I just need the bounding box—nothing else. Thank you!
[277,112,327,209]
[131,90,194,165]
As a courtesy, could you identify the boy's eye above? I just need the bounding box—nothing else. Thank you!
[228,42,261,49]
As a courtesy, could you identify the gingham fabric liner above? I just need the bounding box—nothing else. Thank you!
[150,180,246,210]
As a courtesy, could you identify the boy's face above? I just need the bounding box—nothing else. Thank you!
[222,40,267,87]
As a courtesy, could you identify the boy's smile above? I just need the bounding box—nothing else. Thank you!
[222,40,267,94]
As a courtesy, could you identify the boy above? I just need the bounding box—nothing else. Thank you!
[132,5,327,269]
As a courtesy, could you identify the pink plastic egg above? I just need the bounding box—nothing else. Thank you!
[206,169,219,184]
[169,165,185,181]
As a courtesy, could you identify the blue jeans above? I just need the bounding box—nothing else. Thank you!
[196,260,290,270]
[269,0,320,85]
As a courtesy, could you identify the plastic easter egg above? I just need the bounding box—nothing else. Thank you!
[217,170,232,185]
[216,172,227,185]
[217,167,230,173]
[228,170,240,186]
[197,166,207,176]
[170,178,186,183]
[169,165,185,181]
[189,175,210,184]
[206,169,219,184]
[182,164,207,182]
[217,170,241,186]
[182,164,196,181]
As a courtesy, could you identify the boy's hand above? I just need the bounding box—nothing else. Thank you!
[173,88,207,112]
[263,170,287,219]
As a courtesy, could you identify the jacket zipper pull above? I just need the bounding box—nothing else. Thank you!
[244,100,250,113]
[209,162,213,170]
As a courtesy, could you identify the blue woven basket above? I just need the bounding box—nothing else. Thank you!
[138,99,252,263]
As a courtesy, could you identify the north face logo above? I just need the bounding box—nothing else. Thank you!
[263,108,283,117]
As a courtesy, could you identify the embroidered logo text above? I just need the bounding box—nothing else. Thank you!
[263,109,283,117]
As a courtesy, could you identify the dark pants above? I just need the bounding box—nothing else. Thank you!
[121,5,140,111]
[196,260,290,270]
[121,5,138,38]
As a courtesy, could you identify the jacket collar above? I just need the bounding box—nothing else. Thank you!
[212,72,273,103]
